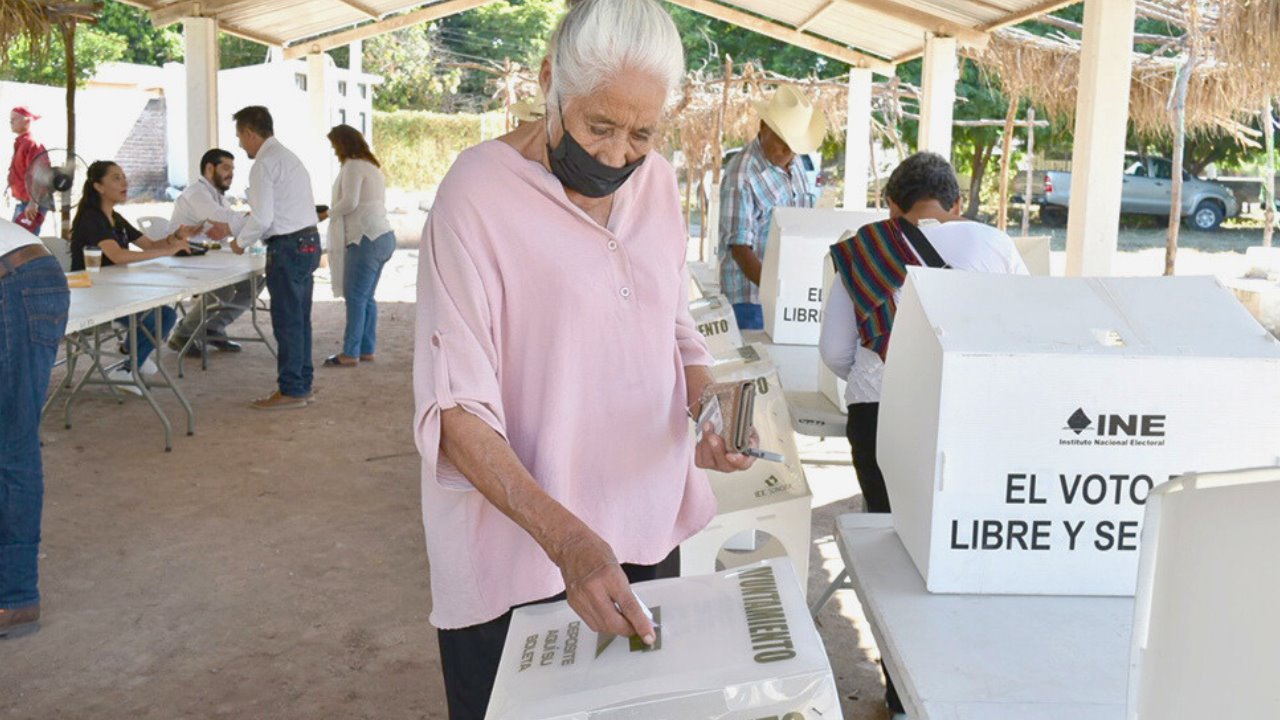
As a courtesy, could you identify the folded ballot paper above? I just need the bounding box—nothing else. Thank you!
[485,558,840,720]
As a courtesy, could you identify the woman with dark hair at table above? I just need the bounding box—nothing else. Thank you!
[70,160,199,387]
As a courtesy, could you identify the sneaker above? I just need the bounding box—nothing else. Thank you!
[104,367,144,396]
[0,604,40,638]
[141,357,159,375]
[209,339,242,353]
[250,391,308,411]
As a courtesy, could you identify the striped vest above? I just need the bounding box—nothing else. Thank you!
[829,218,920,360]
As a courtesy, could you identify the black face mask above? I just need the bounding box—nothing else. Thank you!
[546,112,645,199]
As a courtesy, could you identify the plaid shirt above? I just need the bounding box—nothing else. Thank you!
[717,138,815,305]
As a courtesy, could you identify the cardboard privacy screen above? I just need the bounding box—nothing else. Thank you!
[759,207,886,345]
[1128,466,1280,719]
[485,558,839,720]
[878,269,1280,595]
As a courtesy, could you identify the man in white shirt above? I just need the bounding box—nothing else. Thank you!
[818,151,1028,717]
[821,152,1028,512]
[229,106,321,410]
[167,148,256,355]
[0,219,68,637]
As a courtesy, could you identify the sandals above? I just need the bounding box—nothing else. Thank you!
[323,353,359,367]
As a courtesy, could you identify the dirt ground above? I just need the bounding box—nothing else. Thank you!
[1,251,892,720]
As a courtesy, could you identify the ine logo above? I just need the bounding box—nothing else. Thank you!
[1061,408,1168,447]
[1065,408,1092,435]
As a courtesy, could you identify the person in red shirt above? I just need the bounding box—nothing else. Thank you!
[8,107,47,234]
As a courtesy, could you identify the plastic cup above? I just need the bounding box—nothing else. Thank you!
[84,247,103,272]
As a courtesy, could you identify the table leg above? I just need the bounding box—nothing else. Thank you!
[809,567,853,619]
[128,309,174,452]
[250,273,276,358]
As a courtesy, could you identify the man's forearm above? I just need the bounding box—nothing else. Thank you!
[439,407,591,565]
[730,245,763,286]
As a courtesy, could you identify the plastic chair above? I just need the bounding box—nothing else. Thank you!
[40,236,71,272]
[136,215,171,239]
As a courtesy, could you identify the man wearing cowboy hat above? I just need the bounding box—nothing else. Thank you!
[718,85,826,330]
[7,107,47,235]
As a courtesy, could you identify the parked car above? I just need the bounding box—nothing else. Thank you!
[1034,154,1239,231]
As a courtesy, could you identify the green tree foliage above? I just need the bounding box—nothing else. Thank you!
[219,33,271,70]
[366,27,462,112]
[432,0,560,103]
[666,7,848,78]
[0,26,126,86]
[96,1,183,66]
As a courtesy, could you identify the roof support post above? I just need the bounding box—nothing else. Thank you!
[307,53,335,199]
[184,17,219,185]
[1065,0,1136,277]
[843,67,873,210]
[918,33,957,160]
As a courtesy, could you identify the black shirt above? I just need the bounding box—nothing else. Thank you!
[70,207,142,271]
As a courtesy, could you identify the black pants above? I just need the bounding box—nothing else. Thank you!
[437,547,681,720]
[846,403,903,711]
[847,402,890,513]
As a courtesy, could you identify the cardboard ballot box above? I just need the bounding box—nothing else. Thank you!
[1127,466,1280,719]
[689,294,746,363]
[878,269,1280,596]
[485,558,840,720]
[682,346,813,586]
[760,207,886,345]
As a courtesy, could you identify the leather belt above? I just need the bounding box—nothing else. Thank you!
[0,243,52,280]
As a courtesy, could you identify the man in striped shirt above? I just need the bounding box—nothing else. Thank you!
[717,86,825,330]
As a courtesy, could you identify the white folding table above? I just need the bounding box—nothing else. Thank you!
[54,253,269,451]
[833,514,1132,720]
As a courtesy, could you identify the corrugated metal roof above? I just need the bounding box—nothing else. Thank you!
[119,0,1077,68]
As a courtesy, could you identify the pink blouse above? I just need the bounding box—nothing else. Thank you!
[413,140,715,629]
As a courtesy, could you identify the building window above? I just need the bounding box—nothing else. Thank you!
[359,112,367,134]
[338,80,348,96]
[294,73,307,91]
[359,83,367,99]
[339,109,347,125]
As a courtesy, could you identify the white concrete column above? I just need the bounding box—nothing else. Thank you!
[349,40,363,75]
[918,33,957,159]
[307,53,334,199]
[183,17,219,185]
[843,68,873,210]
[1065,0,1136,276]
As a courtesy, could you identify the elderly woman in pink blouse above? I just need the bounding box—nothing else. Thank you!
[414,0,754,716]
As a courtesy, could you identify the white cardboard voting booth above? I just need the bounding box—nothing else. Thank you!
[485,558,840,720]
[759,207,886,345]
[689,294,745,363]
[681,346,813,586]
[878,269,1280,596]
[1013,235,1051,277]
[1128,466,1280,719]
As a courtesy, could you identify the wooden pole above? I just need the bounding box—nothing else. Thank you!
[60,20,77,241]
[997,91,1018,231]
[1022,107,1036,237]
[1165,37,1199,277]
[1264,97,1275,249]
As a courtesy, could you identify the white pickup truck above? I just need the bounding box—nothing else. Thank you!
[1035,155,1239,231]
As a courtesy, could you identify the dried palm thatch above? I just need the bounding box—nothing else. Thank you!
[0,0,56,60]
[1213,0,1280,102]
[972,22,1264,144]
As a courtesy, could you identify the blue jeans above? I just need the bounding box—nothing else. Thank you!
[0,255,69,610]
[116,306,177,369]
[342,231,395,357]
[732,302,764,330]
[265,229,321,397]
[12,203,45,236]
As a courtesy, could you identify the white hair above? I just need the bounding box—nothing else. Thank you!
[546,0,685,109]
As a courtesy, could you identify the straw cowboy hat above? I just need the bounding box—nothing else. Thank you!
[753,86,828,154]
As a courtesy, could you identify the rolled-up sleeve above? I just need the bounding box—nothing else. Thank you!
[413,209,508,491]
